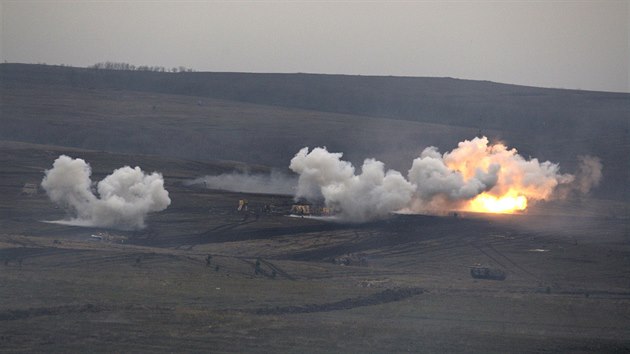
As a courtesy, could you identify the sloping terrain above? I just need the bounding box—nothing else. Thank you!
[1,64,628,200]
[0,79,481,174]
[1,143,629,352]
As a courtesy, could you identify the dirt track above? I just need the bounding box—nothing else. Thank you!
[253,287,424,315]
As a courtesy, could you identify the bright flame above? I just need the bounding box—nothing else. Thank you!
[290,137,588,221]
[439,137,570,214]
[466,191,527,214]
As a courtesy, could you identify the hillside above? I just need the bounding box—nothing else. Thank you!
[1,63,628,200]
[2,63,627,136]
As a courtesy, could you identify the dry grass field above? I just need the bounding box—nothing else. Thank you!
[1,142,629,353]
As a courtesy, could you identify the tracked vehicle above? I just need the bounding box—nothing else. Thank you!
[470,266,506,280]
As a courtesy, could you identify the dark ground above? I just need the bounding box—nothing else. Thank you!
[1,142,629,353]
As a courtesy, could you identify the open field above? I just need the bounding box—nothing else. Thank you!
[1,142,629,353]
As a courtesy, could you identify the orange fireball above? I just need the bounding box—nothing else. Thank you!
[465,191,527,214]
[440,137,572,214]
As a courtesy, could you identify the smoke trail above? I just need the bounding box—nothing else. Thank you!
[574,155,602,194]
[554,155,603,199]
[186,171,296,195]
[289,137,602,221]
[41,155,171,230]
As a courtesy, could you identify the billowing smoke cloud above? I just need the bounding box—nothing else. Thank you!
[41,155,171,230]
[290,147,415,222]
[290,137,602,221]
[408,146,499,209]
[413,137,576,213]
[186,171,296,195]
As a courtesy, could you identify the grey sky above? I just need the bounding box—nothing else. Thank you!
[1,1,628,92]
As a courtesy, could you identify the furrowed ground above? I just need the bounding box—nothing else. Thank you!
[1,142,629,353]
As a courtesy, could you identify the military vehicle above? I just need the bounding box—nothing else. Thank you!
[470,266,506,280]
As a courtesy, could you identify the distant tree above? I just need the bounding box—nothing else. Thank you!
[88,61,194,73]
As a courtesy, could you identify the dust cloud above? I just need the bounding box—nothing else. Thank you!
[186,171,296,195]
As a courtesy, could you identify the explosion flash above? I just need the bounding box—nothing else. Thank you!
[440,137,571,214]
[290,137,601,221]
[466,191,527,214]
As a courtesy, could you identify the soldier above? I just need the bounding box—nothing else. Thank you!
[205,255,212,267]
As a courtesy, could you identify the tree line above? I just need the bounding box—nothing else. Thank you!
[87,61,194,73]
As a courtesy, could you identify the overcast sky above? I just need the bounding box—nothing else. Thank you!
[1,1,628,92]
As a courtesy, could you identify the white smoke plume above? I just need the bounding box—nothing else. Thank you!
[41,155,171,230]
[186,171,296,195]
[408,146,499,203]
[411,137,576,213]
[290,137,602,221]
[290,147,415,222]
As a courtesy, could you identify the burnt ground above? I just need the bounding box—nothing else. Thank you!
[1,142,630,353]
